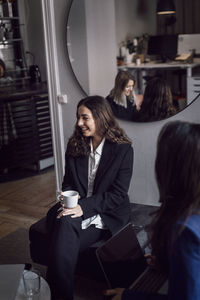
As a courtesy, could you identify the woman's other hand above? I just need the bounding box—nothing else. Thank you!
[135,94,143,111]
[145,253,156,267]
[103,288,125,300]
[57,204,83,219]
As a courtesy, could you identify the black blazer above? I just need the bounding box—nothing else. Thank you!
[106,95,138,122]
[62,139,134,235]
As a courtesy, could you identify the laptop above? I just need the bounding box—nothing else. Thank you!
[96,223,168,294]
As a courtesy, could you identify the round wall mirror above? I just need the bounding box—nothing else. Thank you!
[67,0,200,122]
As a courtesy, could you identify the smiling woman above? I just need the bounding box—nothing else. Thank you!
[106,70,140,121]
[45,95,134,299]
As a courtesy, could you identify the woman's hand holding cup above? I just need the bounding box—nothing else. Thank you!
[57,190,83,219]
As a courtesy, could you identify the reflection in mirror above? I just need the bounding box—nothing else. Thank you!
[67,0,200,122]
[106,70,139,121]
[107,71,178,122]
[0,59,5,77]
[135,77,177,122]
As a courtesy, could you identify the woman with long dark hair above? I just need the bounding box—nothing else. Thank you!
[46,95,134,300]
[105,121,200,299]
[137,78,177,122]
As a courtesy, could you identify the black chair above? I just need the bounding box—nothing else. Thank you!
[29,217,49,266]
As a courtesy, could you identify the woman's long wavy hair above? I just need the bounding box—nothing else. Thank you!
[149,121,200,272]
[67,96,132,156]
[109,71,136,104]
[138,77,176,121]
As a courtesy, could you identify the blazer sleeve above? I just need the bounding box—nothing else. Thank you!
[168,221,200,300]
[121,217,200,300]
[79,144,133,218]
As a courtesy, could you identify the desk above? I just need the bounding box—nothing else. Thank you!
[118,59,200,104]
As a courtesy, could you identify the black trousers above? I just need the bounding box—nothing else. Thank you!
[46,203,108,300]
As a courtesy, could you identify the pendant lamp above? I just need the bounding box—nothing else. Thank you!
[156,0,176,15]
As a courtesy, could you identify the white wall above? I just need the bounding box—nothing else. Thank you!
[68,0,117,96]
[67,0,89,94]
[115,0,157,52]
[45,0,200,206]
[122,98,200,205]
[85,0,117,96]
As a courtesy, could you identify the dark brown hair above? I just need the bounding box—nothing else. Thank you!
[109,71,136,102]
[138,77,176,121]
[67,95,132,156]
[149,121,200,272]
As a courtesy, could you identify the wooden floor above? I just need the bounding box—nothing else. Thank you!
[0,169,56,239]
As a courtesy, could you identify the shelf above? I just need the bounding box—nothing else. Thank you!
[0,0,29,95]
[12,76,30,81]
[0,17,19,20]
[0,38,22,44]
[5,67,29,72]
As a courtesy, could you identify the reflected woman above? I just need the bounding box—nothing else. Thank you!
[137,77,177,122]
[106,71,141,121]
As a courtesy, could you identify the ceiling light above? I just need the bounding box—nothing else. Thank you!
[156,0,176,15]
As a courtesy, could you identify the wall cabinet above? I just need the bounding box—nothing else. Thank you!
[0,84,54,178]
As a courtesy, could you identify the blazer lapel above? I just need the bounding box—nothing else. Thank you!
[93,140,116,190]
[75,155,88,193]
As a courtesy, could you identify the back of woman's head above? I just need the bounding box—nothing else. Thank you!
[156,120,200,215]
[150,121,200,271]
[139,77,176,121]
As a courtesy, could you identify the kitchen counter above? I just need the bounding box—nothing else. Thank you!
[0,82,48,102]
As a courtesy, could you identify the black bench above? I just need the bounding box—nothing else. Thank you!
[29,217,49,266]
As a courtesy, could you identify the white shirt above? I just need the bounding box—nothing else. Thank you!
[81,138,106,230]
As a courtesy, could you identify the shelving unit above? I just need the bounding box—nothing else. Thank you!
[0,1,54,180]
[0,83,54,175]
[0,1,29,87]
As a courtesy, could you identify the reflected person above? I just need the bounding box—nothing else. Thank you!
[46,96,134,300]
[105,121,200,300]
[106,71,141,121]
[137,77,177,122]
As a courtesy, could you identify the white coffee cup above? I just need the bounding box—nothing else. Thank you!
[62,190,79,208]
[136,58,141,66]
[23,270,40,296]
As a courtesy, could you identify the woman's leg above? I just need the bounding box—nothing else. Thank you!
[47,206,108,300]
[47,213,82,300]
[79,225,108,253]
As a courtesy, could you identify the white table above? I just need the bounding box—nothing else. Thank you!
[15,270,51,300]
[0,264,51,300]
